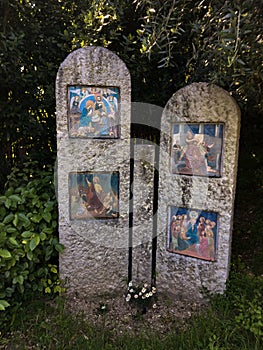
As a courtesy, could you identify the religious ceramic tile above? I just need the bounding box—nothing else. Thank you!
[69,171,119,220]
[167,206,218,261]
[68,86,120,138]
[171,123,224,177]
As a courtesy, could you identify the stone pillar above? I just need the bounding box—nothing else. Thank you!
[56,46,131,298]
[156,82,240,301]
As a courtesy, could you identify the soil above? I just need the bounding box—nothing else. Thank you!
[65,292,206,337]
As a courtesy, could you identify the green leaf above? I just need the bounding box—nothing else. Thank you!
[0,231,7,245]
[50,266,57,273]
[43,212,52,223]
[29,236,40,251]
[18,213,31,228]
[42,227,53,234]
[3,213,14,224]
[9,237,19,247]
[6,226,17,233]
[45,287,51,294]
[13,213,19,227]
[0,206,6,220]
[13,275,24,285]
[0,249,12,259]
[39,232,47,241]
[21,231,33,238]
[0,196,7,203]
[30,214,42,223]
[55,244,64,253]
[4,198,12,209]
[27,251,33,261]
[0,300,10,310]
[9,194,22,203]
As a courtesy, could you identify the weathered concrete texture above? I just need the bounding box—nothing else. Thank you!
[132,144,155,286]
[156,83,240,301]
[56,47,131,298]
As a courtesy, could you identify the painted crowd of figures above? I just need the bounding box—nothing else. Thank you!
[69,86,119,138]
[168,210,217,261]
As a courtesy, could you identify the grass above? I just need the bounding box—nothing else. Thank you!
[1,268,263,350]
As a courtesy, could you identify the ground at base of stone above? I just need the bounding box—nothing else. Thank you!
[65,293,206,337]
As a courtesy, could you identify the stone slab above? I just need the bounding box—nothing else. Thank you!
[156,82,240,300]
[56,46,131,298]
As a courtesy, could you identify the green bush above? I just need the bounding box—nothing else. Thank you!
[0,161,63,324]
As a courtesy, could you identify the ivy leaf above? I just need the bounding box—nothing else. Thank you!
[27,251,33,261]
[29,236,40,251]
[6,227,17,233]
[3,213,14,225]
[0,249,12,259]
[13,275,24,285]
[39,232,47,241]
[0,232,7,246]
[9,237,19,247]
[0,196,7,203]
[18,213,31,228]
[43,212,51,223]
[13,213,19,227]
[30,214,42,223]
[45,287,51,294]
[0,206,6,220]
[55,244,64,253]
[9,194,22,203]
[21,231,34,238]
[4,198,12,209]
[0,300,10,310]
[42,228,53,234]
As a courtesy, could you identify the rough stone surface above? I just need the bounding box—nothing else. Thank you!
[156,83,240,301]
[56,46,131,298]
[132,144,155,286]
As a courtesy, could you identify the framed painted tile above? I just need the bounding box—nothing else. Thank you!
[68,86,120,138]
[171,123,224,177]
[69,171,119,220]
[167,206,218,261]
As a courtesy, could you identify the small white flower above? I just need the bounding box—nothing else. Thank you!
[126,294,131,302]
[139,292,142,296]
[146,293,149,298]
[144,283,148,288]
[152,303,157,309]
[128,281,133,287]
[134,294,138,299]
[129,288,134,293]
[141,288,146,293]
[142,295,146,299]
[149,292,153,296]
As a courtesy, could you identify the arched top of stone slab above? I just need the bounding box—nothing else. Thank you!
[56,46,131,139]
[57,46,130,87]
[163,82,240,124]
[160,82,241,179]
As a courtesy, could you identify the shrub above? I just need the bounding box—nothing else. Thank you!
[0,161,63,326]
